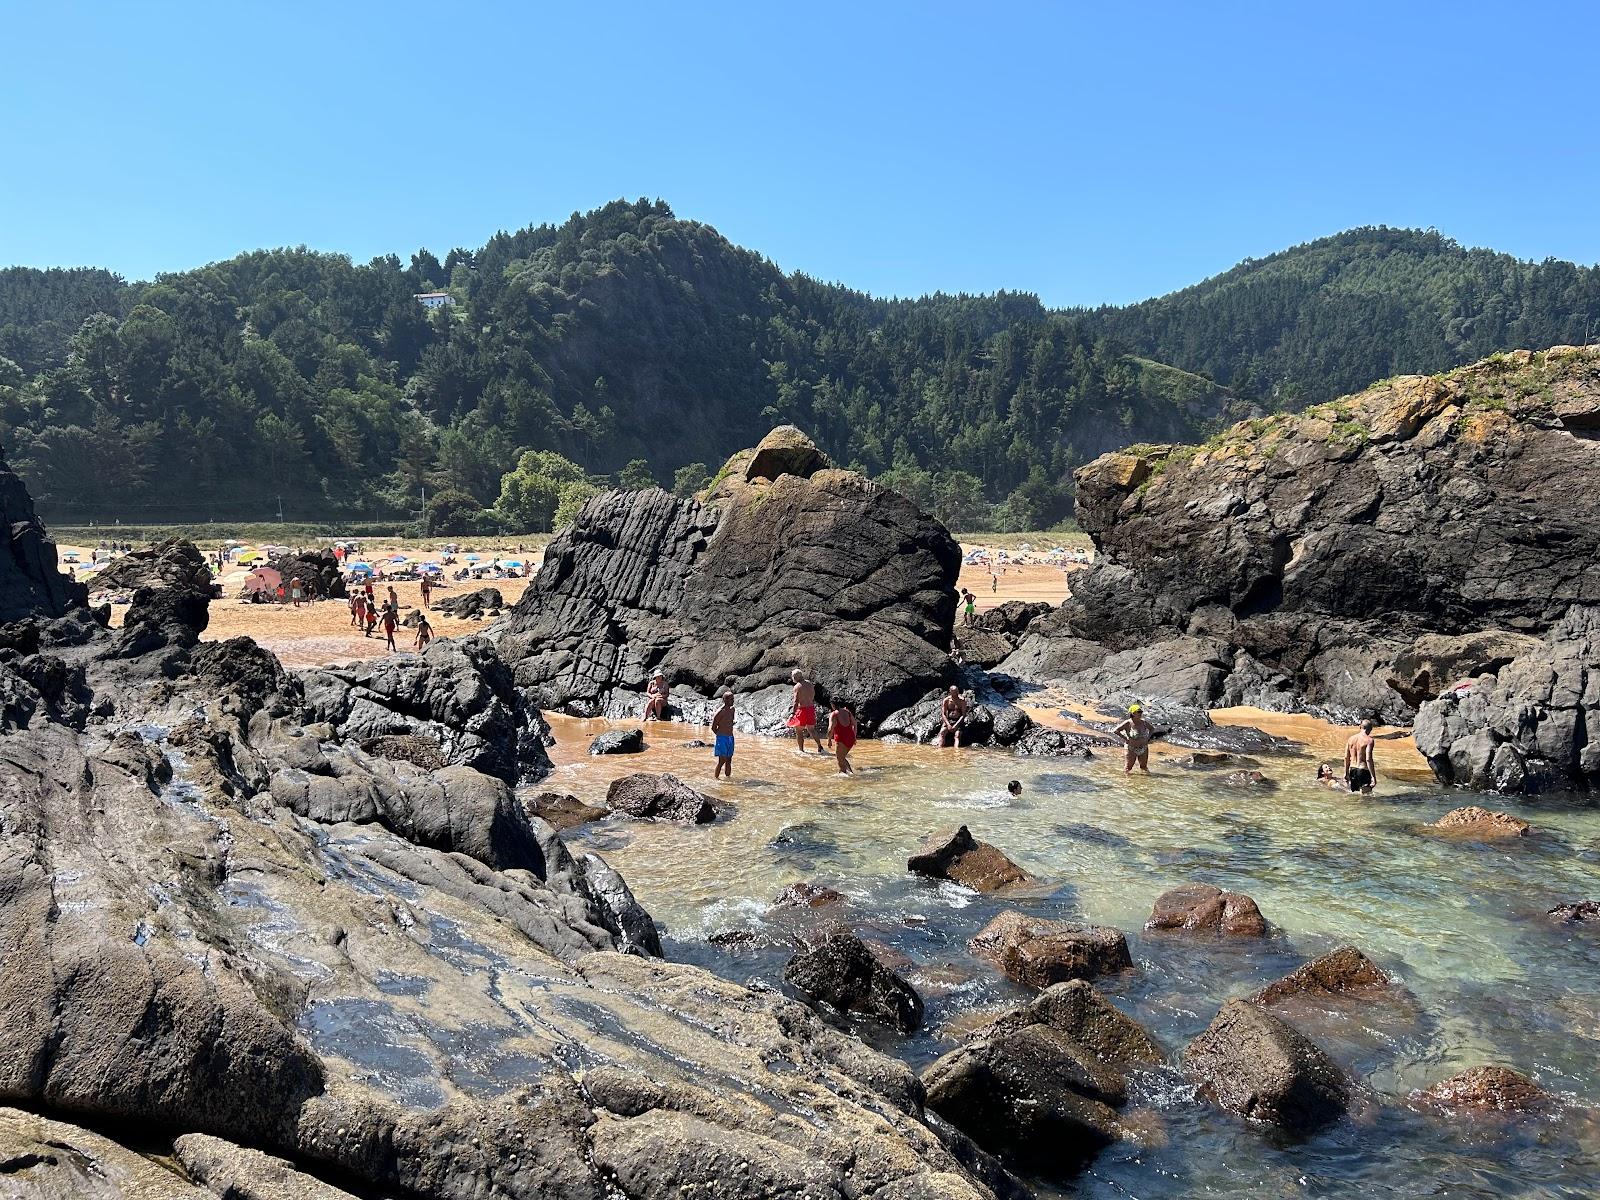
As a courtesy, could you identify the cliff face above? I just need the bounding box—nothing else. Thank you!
[0,445,85,621]
[1016,347,1600,743]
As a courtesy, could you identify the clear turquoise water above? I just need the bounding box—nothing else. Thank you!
[546,717,1600,1198]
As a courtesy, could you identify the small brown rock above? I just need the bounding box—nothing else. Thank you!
[1549,899,1599,923]
[1252,946,1390,1006]
[1428,806,1530,839]
[970,910,1132,987]
[772,881,845,909]
[1418,1065,1549,1113]
[1146,883,1268,936]
[526,790,609,831]
[907,824,1033,893]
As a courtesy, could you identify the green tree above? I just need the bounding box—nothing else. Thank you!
[554,480,600,527]
[616,458,655,490]
[672,461,709,498]
[426,488,485,536]
[493,449,587,532]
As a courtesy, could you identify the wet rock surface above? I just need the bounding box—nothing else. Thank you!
[907,825,1034,893]
[494,428,961,730]
[589,726,646,755]
[1252,946,1392,1006]
[1549,899,1599,923]
[528,789,610,831]
[970,911,1133,986]
[605,772,717,823]
[1146,883,1269,936]
[772,880,845,909]
[1417,1065,1550,1113]
[782,923,925,1032]
[1426,806,1531,839]
[1183,999,1349,1132]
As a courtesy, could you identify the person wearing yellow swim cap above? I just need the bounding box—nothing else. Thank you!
[1114,703,1152,774]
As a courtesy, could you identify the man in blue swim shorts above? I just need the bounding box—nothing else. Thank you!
[712,690,736,779]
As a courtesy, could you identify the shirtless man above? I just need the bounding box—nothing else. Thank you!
[1344,718,1378,794]
[787,669,822,753]
[413,614,433,652]
[939,686,969,748]
[1114,703,1153,774]
[711,691,736,779]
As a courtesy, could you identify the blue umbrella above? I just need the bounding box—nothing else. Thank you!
[348,562,373,574]
[500,559,525,569]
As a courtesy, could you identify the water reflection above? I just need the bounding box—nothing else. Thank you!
[540,712,1600,1196]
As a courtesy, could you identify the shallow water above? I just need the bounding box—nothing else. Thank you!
[541,713,1600,1198]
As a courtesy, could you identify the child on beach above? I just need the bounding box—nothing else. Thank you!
[827,700,857,775]
[711,691,735,779]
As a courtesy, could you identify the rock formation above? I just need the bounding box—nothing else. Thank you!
[782,924,925,1032]
[434,585,504,619]
[1146,883,1268,936]
[907,825,1034,892]
[494,427,961,731]
[0,447,86,621]
[0,488,1015,1196]
[605,772,718,823]
[589,727,646,754]
[969,911,1132,987]
[1183,1000,1349,1132]
[1251,946,1392,1006]
[999,348,1600,760]
[268,548,346,600]
[1416,1065,1550,1114]
[1425,806,1530,839]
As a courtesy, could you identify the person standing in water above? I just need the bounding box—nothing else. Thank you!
[1344,718,1378,794]
[787,669,822,753]
[711,690,736,779]
[1114,703,1153,774]
[827,700,857,774]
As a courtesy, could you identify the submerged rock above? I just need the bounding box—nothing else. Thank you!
[495,427,961,730]
[1252,946,1392,1006]
[1146,883,1269,936]
[1549,899,1600,923]
[1183,999,1349,1132]
[782,924,924,1032]
[907,825,1033,893]
[1426,806,1531,839]
[527,789,609,831]
[605,771,717,823]
[589,727,646,755]
[1417,1065,1550,1114]
[772,880,845,909]
[970,911,1132,986]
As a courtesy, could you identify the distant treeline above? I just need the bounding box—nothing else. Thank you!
[3,206,1593,532]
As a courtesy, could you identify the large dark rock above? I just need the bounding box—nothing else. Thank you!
[605,772,717,823]
[268,548,345,600]
[0,452,88,623]
[589,727,646,755]
[782,924,924,1032]
[495,428,960,731]
[1023,347,1600,728]
[907,825,1033,893]
[1183,999,1349,1132]
[1251,946,1392,1006]
[1416,606,1600,793]
[1549,899,1599,923]
[969,911,1132,987]
[434,585,504,619]
[91,536,213,596]
[988,979,1166,1071]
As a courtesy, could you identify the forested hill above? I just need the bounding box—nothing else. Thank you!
[1075,227,1600,405]
[2,207,1594,532]
[0,200,1240,529]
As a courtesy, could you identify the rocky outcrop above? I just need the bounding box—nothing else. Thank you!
[1183,1000,1349,1132]
[958,600,1055,669]
[590,727,646,755]
[1415,606,1600,793]
[90,536,213,596]
[175,1132,361,1200]
[782,924,924,1032]
[434,585,504,619]
[969,911,1132,987]
[1146,883,1269,936]
[495,428,960,731]
[528,789,609,831]
[773,880,845,909]
[268,548,345,600]
[1416,1065,1549,1113]
[1011,348,1600,735]
[1549,900,1599,923]
[605,772,717,823]
[1426,806,1530,839]
[0,451,88,622]
[907,825,1033,893]
[0,1106,215,1198]
[1251,946,1391,1006]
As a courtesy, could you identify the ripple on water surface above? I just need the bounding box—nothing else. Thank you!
[544,713,1600,1197]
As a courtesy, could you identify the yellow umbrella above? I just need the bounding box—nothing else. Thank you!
[238,551,264,564]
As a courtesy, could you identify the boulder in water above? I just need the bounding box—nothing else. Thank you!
[988,979,1166,1070]
[1416,1065,1550,1114]
[907,825,1033,893]
[772,880,845,909]
[1548,899,1599,923]
[1146,883,1268,936]
[1426,806,1530,839]
[1182,999,1349,1132]
[605,772,717,823]
[1011,726,1112,757]
[527,789,609,831]
[782,924,924,1032]
[1251,946,1392,1006]
[589,727,646,755]
[969,911,1132,986]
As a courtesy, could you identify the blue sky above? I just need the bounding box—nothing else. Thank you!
[2,1,1596,305]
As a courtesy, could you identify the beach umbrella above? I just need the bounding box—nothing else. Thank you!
[499,560,525,569]
[238,551,264,564]
[347,562,373,574]
[243,567,282,596]
[464,553,482,562]
[420,562,443,574]
[390,555,409,564]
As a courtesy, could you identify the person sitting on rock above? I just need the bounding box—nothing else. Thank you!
[939,686,969,748]
[1114,703,1153,774]
[1344,719,1378,794]
[644,671,668,721]
[828,700,857,775]
[413,614,433,653]
[712,690,736,779]
[787,669,823,753]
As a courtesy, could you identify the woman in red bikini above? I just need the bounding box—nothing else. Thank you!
[827,699,857,774]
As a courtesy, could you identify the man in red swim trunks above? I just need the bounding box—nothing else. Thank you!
[787,668,823,754]
[827,699,857,774]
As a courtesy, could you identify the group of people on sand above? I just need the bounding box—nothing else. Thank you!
[347,581,431,653]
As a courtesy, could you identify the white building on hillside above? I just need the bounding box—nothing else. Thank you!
[414,291,454,310]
